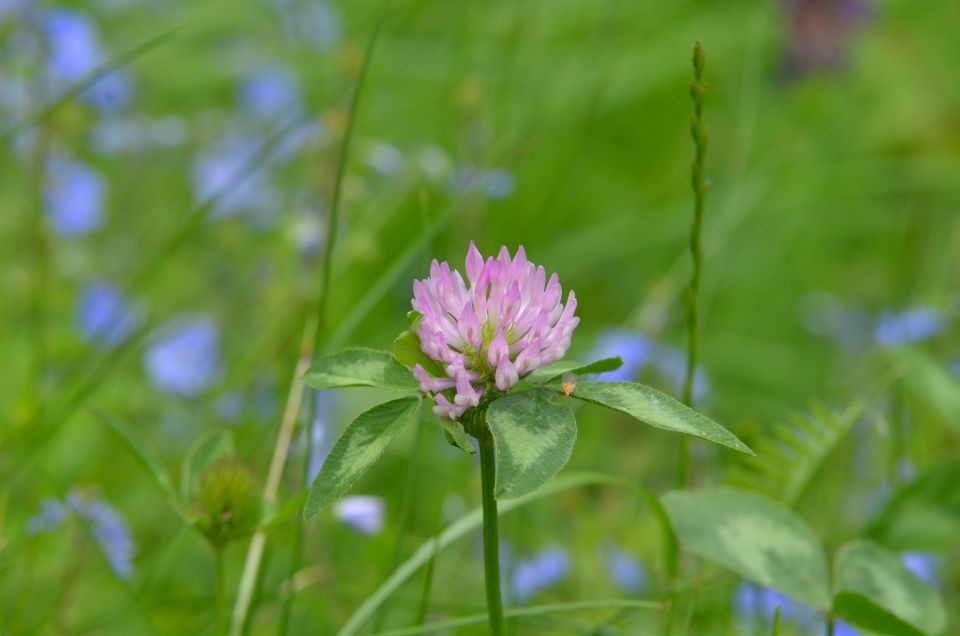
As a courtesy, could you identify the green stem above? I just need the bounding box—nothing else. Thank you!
[215,546,226,636]
[477,427,506,636]
[678,41,709,490]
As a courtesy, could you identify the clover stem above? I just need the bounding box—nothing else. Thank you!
[215,545,226,636]
[478,425,507,636]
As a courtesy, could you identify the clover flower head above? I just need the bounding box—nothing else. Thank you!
[411,242,579,420]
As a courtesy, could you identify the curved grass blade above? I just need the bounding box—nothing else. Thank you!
[372,599,661,636]
[1,27,178,142]
[335,471,675,636]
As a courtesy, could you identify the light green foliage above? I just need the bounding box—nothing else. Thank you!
[304,348,418,392]
[486,388,577,498]
[441,419,475,454]
[662,487,831,608]
[304,396,421,519]
[866,459,960,552]
[892,348,960,435]
[572,381,752,454]
[193,458,262,548]
[833,540,947,636]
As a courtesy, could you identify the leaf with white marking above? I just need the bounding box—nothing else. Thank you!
[486,388,577,499]
[833,540,947,636]
[662,487,831,609]
[304,396,421,519]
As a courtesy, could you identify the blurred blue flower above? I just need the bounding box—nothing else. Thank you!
[275,0,343,51]
[192,134,277,219]
[238,66,302,121]
[144,317,221,397]
[44,153,106,236]
[215,390,246,422]
[366,141,405,177]
[334,495,384,535]
[305,390,337,485]
[901,552,940,587]
[600,544,646,594]
[26,498,69,535]
[43,9,103,82]
[735,582,818,632]
[653,345,709,402]
[76,280,137,347]
[29,490,135,579]
[450,166,516,199]
[482,168,516,199]
[874,306,943,346]
[511,545,571,604]
[86,69,136,113]
[831,618,862,636]
[589,329,653,381]
[67,490,135,578]
[0,0,28,22]
[782,0,873,77]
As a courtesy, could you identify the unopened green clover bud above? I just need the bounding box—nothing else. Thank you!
[192,458,261,548]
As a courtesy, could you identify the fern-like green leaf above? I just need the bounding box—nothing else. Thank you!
[729,400,865,507]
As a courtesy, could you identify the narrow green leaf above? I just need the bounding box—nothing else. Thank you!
[661,487,831,609]
[441,420,475,454]
[486,388,577,499]
[891,347,960,434]
[96,411,192,523]
[393,327,444,378]
[260,491,309,534]
[571,380,752,454]
[833,540,947,636]
[304,396,421,519]
[180,429,234,502]
[525,357,624,384]
[304,347,418,392]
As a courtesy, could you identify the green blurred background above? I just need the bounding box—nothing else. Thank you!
[1,0,958,634]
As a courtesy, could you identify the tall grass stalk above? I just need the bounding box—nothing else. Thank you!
[678,41,709,488]
[230,19,381,635]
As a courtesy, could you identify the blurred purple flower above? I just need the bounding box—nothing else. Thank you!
[874,306,943,346]
[511,545,571,604]
[589,329,653,381]
[76,280,137,347]
[782,0,873,76]
[735,582,819,632]
[334,495,384,535]
[238,66,302,121]
[191,134,277,218]
[901,552,940,587]
[44,153,106,236]
[144,316,221,397]
[601,544,646,594]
